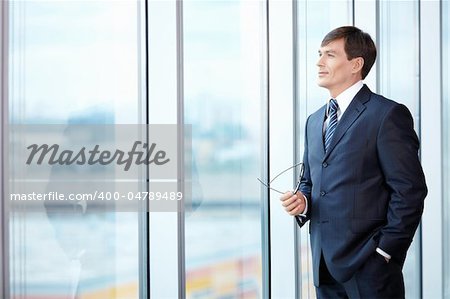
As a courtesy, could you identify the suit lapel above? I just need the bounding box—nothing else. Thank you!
[323,85,371,161]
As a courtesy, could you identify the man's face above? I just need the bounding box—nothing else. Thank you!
[316,38,359,97]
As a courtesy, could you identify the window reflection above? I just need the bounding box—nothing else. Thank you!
[8,1,143,298]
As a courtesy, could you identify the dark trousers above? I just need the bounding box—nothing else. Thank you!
[316,252,405,299]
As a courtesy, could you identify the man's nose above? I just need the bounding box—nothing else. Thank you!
[316,56,324,67]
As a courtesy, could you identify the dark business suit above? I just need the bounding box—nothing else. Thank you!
[296,85,427,296]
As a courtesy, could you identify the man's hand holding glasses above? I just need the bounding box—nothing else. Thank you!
[257,161,308,217]
[280,191,307,216]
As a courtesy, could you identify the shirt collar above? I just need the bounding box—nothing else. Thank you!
[328,80,364,117]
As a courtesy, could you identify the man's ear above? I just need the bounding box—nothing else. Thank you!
[352,57,364,75]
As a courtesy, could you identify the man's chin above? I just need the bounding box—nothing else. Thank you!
[317,80,327,88]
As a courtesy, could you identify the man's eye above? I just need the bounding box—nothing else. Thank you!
[328,54,334,57]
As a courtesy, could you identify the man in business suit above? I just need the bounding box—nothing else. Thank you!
[280,26,427,298]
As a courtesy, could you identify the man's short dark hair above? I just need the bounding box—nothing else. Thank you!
[322,26,377,79]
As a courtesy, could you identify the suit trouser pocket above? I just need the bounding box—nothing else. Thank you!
[343,251,405,299]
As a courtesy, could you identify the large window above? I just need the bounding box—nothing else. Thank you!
[183,1,265,297]
[7,1,145,298]
[295,1,422,298]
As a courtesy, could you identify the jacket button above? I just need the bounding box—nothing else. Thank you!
[320,191,326,196]
[322,162,328,168]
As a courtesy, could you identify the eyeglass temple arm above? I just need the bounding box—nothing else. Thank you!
[269,161,304,184]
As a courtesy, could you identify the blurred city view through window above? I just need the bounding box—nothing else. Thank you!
[183,1,264,297]
[7,0,265,298]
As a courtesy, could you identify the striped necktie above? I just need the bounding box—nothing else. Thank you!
[324,99,339,152]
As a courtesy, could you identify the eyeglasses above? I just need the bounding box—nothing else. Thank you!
[257,161,304,195]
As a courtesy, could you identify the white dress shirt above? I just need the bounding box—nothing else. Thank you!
[323,80,364,132]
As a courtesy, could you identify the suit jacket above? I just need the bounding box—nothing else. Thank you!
[296,84,427,286]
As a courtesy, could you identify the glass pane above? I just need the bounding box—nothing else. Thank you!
[183,1,264,297]
[295,1,352,297]
[7,1,144,298]
[443,0,450,297]
[378,2,421,298]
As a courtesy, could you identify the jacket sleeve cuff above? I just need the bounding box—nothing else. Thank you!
[298,194,308,217]
[295,194,308,224]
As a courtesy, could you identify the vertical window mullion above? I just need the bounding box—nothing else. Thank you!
[0,0,10,296]
[147,1,180,298]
